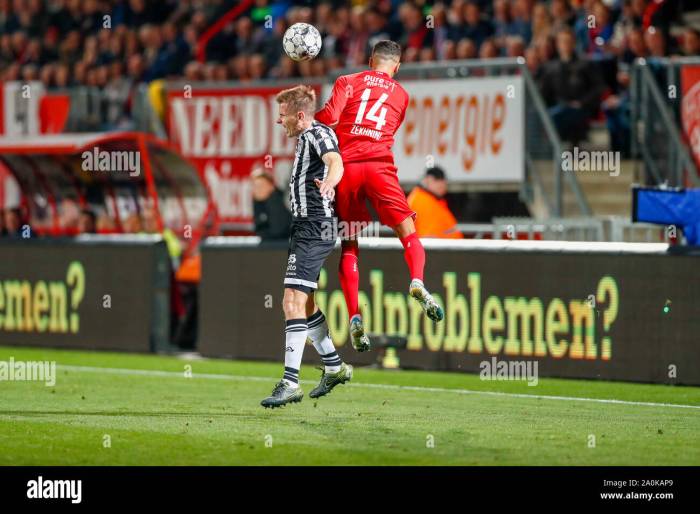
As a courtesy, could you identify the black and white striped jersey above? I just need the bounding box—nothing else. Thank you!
[289,121,340,219]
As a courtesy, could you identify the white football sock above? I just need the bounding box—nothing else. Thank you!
[307,310,341,372]
[282,318,307,386]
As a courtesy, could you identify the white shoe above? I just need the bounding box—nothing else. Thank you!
[409,279,444,322]
[349,315,371,352]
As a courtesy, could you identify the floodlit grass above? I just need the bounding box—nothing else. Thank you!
[0,346,699,465]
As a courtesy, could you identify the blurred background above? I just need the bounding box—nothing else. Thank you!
[1,0,699,357]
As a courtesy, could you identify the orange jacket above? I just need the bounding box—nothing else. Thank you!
[176,254,201,283]
[407,186,463,239]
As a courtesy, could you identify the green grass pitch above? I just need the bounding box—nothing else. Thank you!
[1,345,699,465]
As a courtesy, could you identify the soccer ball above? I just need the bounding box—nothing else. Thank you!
[283,23,322,62]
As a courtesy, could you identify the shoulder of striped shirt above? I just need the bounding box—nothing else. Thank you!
[313,124,338,140]
[307,126,337,144]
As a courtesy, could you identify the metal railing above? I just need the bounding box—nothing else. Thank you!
[493,216,604,241]
[376,216,666,242]
[493,216,671,242]
[630,57,700,187]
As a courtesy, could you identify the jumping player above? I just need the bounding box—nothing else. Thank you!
[315,40,444,353]
[260,85,352,409]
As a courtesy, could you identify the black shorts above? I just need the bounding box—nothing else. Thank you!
[284,218,336,293]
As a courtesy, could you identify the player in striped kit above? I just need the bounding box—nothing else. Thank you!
[261,85,353,408]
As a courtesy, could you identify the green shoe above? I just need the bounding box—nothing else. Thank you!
[350,316,371,352]
[260,380,303,409]
[309,363,353,399]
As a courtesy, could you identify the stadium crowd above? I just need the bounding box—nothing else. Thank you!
[0,0,698,145]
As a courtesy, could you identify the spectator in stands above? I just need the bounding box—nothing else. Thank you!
[183,60,204,82]
[525,43,543,77]
[0,0,690,158]
[462,1,494,49]
[235,16,256,57]
[510,0,534,45]
[531,2,553,43]
[505,35,526,57]
[493,0,515,48]
[612,0,638,53]
[456,38,478,59]
[161,21,191,76]
[630,0,647,24]
[346,5,370,66]
[550,0,575,30]
[620,28,647,64]
[3,207,30,238]
[576,1,615,57]
[123,212,142,233]
[398,3,432,56]
[407,167,463,239]
[678,27,700,57]
[429,3,452,60]
[636,0,676,39]
[78,208,97,234]
[480,38,500,58]
[96,211,116,232]
[603,69,632,157]
[419,46,437,62]
[251,167,291,241]
[257,16,287,67]
[249,54,268,80]
[538,27,604,144]
[533,34,556,63]
[59,199,81,231]
[269,55,297,80]
[644,26,667,57]
[366,7,392,57]
[441,38,457,59]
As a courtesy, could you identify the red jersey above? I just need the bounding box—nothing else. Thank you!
[315,69,409,164]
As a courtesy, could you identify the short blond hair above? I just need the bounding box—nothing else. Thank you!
[275,85,316,115]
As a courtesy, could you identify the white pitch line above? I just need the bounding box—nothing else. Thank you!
[57,364,700,411]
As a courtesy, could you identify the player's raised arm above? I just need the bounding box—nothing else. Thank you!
[315,75,348,128]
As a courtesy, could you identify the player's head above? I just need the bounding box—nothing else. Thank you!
[555,26,576,60]
[78,208,97,234]
[369,40,401,77]
[423,166,448,198]
[250,166,276,201]
[276,85,316,137]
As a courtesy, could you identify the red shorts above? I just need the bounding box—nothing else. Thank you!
[335,160,415,235]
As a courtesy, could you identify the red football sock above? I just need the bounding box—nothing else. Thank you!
[400,232,425,282]
[338,244,360,319]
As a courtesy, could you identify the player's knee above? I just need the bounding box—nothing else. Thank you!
[394,217,416,239]
[305,294,316,318]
